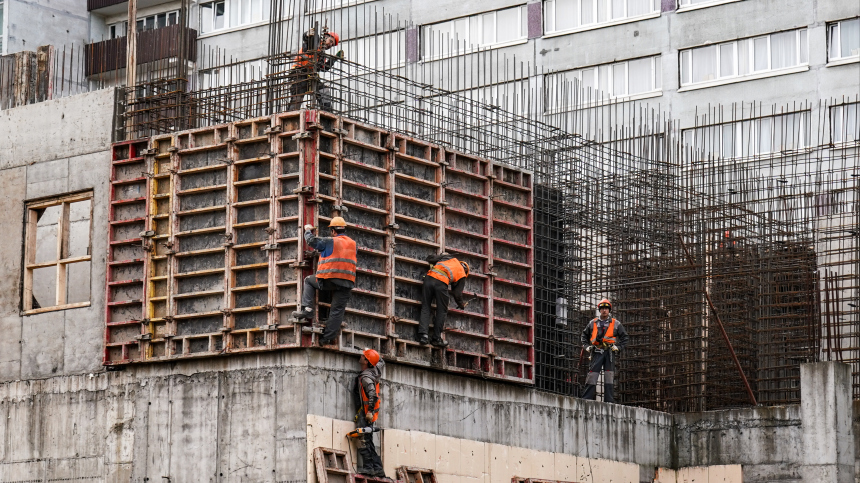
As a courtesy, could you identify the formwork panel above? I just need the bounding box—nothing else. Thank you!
[105,110,534,384]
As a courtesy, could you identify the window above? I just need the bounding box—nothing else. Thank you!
[107,11,179,39]
[831,103,859,144]
[341,30,406,70]
[307,0,375,13]
[828,18,860,62]
[421,5,528,60]
[680,29,807,87]
[23,192,93,314]
[200,0,271,34]
[682,111,810,161]
[544,0,658,35]
[0,0,5,54]
[545,55,661,108]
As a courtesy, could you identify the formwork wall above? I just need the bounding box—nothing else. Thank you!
[104,109,534,383]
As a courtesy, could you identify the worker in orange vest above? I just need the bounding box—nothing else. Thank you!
[417,253,470,347]
[354,349,385,477]
[287,28,344,112]
[292,217,356,346]
[580,298,629,403]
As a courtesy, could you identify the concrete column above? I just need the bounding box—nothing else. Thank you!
[800,362,855,483]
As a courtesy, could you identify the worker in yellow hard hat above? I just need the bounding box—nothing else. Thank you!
[580,298,629,403]
[292,216,356,345]
[417,252,470,347]
[353,348,385,477]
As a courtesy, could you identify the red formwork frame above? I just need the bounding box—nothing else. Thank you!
[103,110,534,384]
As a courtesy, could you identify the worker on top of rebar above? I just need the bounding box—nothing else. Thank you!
[353,349,386,477]
[580,298,629,403]
[416,253,470,347]
[287,28,344,112]
[292,216,356,346]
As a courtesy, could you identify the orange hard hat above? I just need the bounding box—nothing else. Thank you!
[326,32,340,46]
[363,348,380,366]
[597,298,612,310]
[460,261,470,275]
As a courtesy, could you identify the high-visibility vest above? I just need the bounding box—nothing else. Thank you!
[427,258,467,285]
[294,48,317,69]
[317,236,357,283]
[360,381,380,423]
[590,318,616,346]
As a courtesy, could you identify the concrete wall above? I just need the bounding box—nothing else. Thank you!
[0,88,116,381]
[3,0,89,54]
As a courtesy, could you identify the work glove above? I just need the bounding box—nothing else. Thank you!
[585,345,594,353]
[366,412,374,421]
[611,344,620,353]
[304,224,315,232]
[336,50,344,59]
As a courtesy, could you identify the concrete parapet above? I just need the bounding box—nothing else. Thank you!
[800,362,855,483]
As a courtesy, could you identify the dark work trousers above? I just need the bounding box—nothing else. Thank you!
[356,413,384,473]
[287,68,333,111]
[418,276,449,339]
[581,349,616,403]
[301,275,352,342]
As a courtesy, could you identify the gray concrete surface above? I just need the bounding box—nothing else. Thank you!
[0,88,116,381]
[2,0,89,55]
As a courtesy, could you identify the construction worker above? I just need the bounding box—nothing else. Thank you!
[417,253,470,347]
[292,217,356,345]
[354,349,385,477]
[580,298,629,403]
[287,28,343,112]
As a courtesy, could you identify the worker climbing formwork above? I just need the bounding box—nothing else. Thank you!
[293,216,357,346]
[287,28,344,112]
[417,253,470,347]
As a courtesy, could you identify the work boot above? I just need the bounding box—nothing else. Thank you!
[292,306,314,320]
[429,336,448,348]
[417,334,429,345]
[604,384,615,404]
[581,384,597,400]
[356,466,376,476]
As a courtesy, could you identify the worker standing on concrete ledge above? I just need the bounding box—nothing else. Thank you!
[417,253,470,347]
[354,349,386,477]
[292,217,356,345]
[287,28,344,112]
[580,298,629,403]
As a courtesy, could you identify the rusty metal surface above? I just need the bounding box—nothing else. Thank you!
[105,109,535,384]
[85,25,198,77]
[395,466,437,483]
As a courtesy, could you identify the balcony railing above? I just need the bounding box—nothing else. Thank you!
[85,25,198,76]
[87,0,127,10]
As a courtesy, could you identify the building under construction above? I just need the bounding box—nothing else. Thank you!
[0,1,859,481]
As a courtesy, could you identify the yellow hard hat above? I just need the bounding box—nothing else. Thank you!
[329,216,347,228]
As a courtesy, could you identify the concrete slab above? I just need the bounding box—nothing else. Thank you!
[553,452,578,481]
[382,428,411,477]
[0,166,26,319]
[459,438,486,478]
[436,434,462,475]
[707,464,743,482]
[653,467,677,483]
[0,315,22,381]
[410,429,438,469]
[676,465,709,483]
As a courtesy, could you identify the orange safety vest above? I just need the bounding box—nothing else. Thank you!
[427,258,467,285]
[317,235,357,283]
[590,318,616,346]
[294,48,317,69]
[360,381,381,423]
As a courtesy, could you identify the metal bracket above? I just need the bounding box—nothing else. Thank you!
[261,243,279,251]
[386,223,400,231]
[293,186,315,195]
[167,146,179,153]
[289,261,311,268]
[219,158,233,165]
[136,333,152,341]
[223,136,238,143]
[140,230,156,238]
[223,232,234,247]
[332,128,348,135]
[264,125,282,134]
[292,132,313,140]
[333,204,349,213]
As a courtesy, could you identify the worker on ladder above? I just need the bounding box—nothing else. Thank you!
[354,349,385,477]
[416,253,470,347]
[293,217,356,346]
[287,28,344,112]
[580,298,629,403]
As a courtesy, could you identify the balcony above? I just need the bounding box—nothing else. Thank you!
[85,25,198,76]
[88,0,175,14]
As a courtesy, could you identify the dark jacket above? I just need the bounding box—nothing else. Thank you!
[580,316,629,350]
[355,359,385,416]
[425,253,466,307]
[295,31,341,72]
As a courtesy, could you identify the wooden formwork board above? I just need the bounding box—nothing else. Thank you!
[314,447,353,483]
[104,110,534,384]
[396,466,437,483]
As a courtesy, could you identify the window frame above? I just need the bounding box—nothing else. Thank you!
[831,102,859,145]
[22,191,94,315]
[682,111,811,163]
[827,18,860,64]
[543,0,660,37]
[679,28,808,89]
[305,0,377,14]
[544,55,663,111]
[420,5,528,61]
[340,29,407,70]
[676,0,742,13]
[199,0,272,36]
